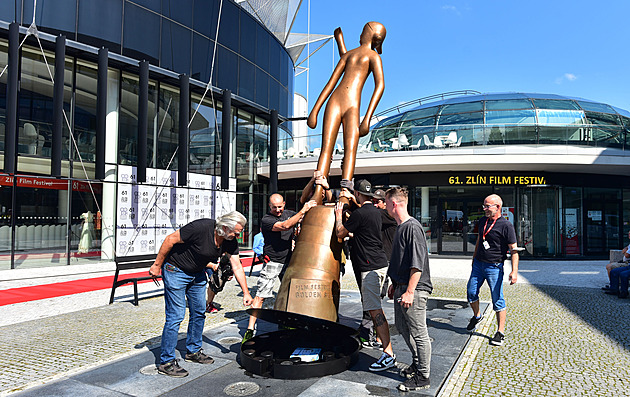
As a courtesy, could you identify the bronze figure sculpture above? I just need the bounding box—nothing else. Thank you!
[243,22,387,378]
[273,22,387,323]
[307,21,386,202]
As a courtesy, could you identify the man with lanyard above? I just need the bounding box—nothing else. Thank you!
[335,179,396,372]
[243,193,317,342]
[149,211,253,377]
[466,194,519,346]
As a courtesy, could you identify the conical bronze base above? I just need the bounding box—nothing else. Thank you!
[273,205,342,322]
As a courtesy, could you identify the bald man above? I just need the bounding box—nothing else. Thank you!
[243,193,317,342]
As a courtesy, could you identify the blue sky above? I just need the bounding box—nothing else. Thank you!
[291,0,630,120]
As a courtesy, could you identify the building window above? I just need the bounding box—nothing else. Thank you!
[189,93,220,175]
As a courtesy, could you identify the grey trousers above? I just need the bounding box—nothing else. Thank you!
[394,284,431,377]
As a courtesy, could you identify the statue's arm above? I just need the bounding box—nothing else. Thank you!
[359,55,385,136]
[334,27,347,56]
[307,56,346,128]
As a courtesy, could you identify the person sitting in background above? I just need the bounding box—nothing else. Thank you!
[252,229,265,262]
[606,262,630,298]
[603,230,630,291]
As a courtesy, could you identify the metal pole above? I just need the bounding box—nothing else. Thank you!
[178,74,189,186]
[95,47,108,180]
[51,35,65,177]
[137,60,149,183]
[270,110,278,193]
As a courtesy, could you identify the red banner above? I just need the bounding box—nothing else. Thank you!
[0,175,101,193]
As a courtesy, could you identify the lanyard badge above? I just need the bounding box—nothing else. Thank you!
[481,218,498,250]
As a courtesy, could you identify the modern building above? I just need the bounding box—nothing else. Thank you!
[275,92,630,258]
[0,0,301,269]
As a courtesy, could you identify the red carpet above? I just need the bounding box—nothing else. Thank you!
[0,257,255,306]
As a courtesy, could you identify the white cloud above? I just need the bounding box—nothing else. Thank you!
[555,73,578,84]
[564,73,577,81]
[442,5,461,16]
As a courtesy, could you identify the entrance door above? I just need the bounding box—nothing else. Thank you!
[519,187,559,257]
[584,188,621,256]
[438,199,483,254]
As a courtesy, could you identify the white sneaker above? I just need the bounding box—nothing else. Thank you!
[369,352,396,372]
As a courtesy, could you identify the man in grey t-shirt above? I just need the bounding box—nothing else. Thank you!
[385,187,432,392]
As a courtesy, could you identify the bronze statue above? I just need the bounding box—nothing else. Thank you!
[271,23,387,324]
[307,21,386,203]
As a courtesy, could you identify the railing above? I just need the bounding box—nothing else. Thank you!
[373,90,482,120]
[277,124,629,160]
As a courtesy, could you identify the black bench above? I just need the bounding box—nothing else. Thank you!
[109,254,160,306]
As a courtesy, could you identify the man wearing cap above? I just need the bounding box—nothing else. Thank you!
[335,179,396,372]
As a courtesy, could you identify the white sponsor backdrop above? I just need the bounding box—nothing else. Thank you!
[115,166,235,257]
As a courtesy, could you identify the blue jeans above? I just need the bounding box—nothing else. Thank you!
[610,264,630,295]
[160,262,207,364]
[467,258,506,312]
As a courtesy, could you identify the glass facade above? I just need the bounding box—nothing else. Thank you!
[387,172,628,258]
[2,0,292,119]
[369,93,630,152]
[0,0,293,269]
[399,179,626,258]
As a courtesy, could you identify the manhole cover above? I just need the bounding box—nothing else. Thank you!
[432,317,451,323]
[218,336,242,345]
[224,381,260,396]
[444,304,463,310]
[139,364,159,375]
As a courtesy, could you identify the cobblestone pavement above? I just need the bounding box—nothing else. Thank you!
[3,260,630,396]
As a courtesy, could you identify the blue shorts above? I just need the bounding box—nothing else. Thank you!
[467,258,506,312]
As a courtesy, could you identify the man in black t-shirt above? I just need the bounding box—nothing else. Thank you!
[335,179,396,372]
[355,188,398,349]
[149,211,252,378]
[385,187,432,392]
[466,194,519,347]
[243,193,317,342]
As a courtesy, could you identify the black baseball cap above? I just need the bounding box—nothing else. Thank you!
[373,189,386,200]
[354,179,374,197]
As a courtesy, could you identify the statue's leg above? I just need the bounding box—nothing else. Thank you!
[311,105,342,204]
[340,110,360,182]
[318,105,342,177]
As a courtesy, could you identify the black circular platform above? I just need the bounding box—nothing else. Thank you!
[240,328,359,379]
[246,308,356,335]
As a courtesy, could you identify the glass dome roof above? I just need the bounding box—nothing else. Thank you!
[369,93,630,150]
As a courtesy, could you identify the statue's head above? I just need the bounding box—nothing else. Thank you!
[361,21,386,54]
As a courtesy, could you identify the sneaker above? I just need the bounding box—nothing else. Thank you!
[602,285,611,291]
[400,362,418,379]
[184,349,214,364]
[398,372,430,392]
[242,329,254,345]
[466,315,484,331]
[369,352,396,372]
[157,360,189,378]
[206,302,219,314]
[490,331,505,346]
[605,290,619,295]
[359,337,382,349]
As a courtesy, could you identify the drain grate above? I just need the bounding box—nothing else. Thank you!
[224,381,260,396]
[139,364,159,376]
[218,336,242,345]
